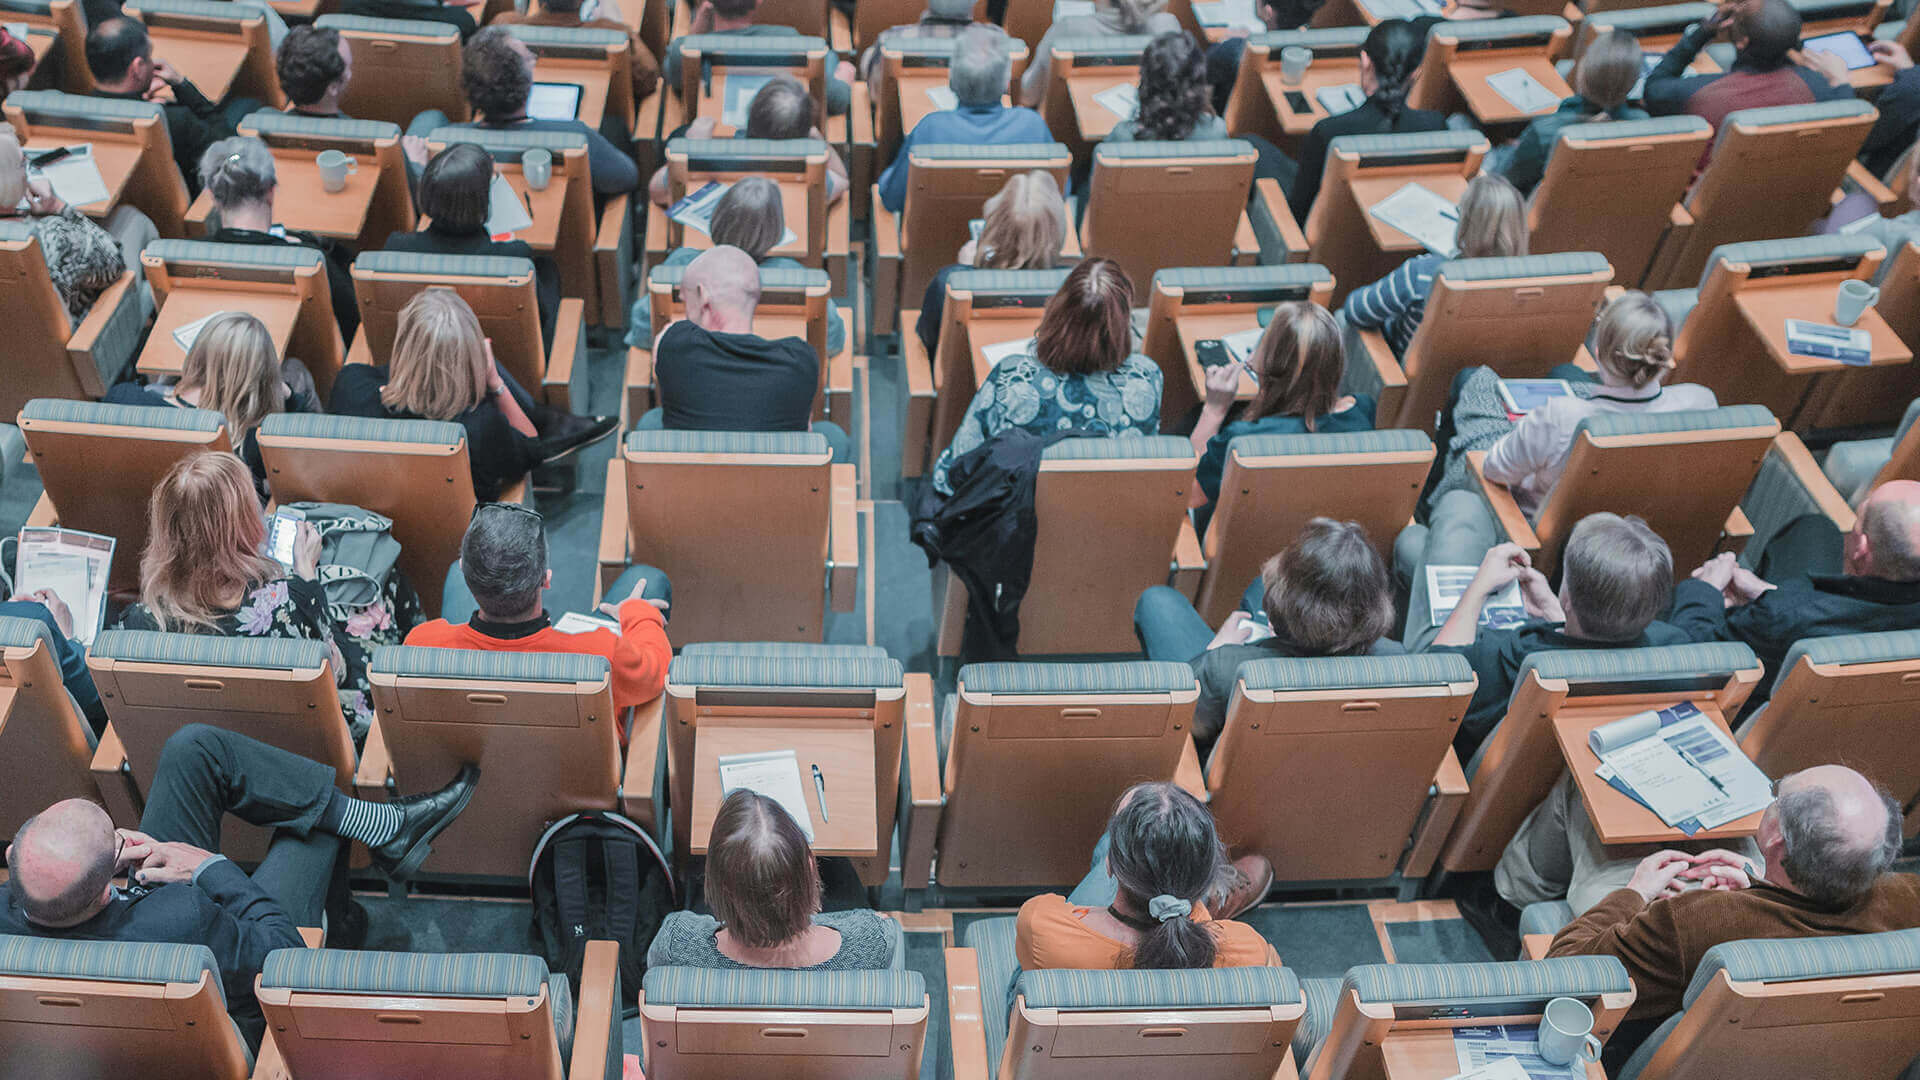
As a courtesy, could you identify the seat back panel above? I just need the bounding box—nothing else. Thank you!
[0,636,99,839]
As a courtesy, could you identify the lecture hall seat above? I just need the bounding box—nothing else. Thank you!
[639,966,931,1080]
[0,221,146,421]
[314,15,468,129]
[5,90,191,236]
[0,616,102,840]
[1079,139,1264,293]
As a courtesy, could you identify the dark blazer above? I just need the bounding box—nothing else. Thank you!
[329,363,539,502]
[96,79,234,198]
[204,226,360,357]
[385,224,562,347]
[1670,575,1920,703]
[0,858,304,1049]
[1287,95,1447,224]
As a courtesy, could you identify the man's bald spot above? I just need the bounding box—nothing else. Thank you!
[1789,765,1887,849]
[1860,480,1920,581]
[8,799,116,926]
[683,245,761,324]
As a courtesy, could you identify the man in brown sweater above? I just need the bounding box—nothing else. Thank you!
[1548,764,1920,1023]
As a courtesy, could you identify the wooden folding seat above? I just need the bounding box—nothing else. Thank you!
[1792,0,1891,36]
[874,34,1028,167]
[899,661,1199,895]
[1821,397,1920,501]
[140,239,346,397]
[17,399,229,593]
[1193,429,1434,625]
[1434,641,1762,877]
[1408,17,1573,128]
[661,648,911,885]
[640,967,929,1080]
[0,0,89,93]
[1141,264,1336,421]
[1036,33,1150,161]
[1800,237,1920,431]
[1221,27,1370,155]
[916,266,1068,478]
[0,616,101,840]
[257,414,506,615]
[1347,252,1614,432]
[949,916,1303,1080]
[1080,139,1265,294]
[597,429,858,644]
[934,436,1196,657]
[256,943,620,1079]
[315,15,469,129]
[355,647,619,880]
[0,222,145,420]
[122,0,286,109]
[1736,429,1857,575]
[212,111,416,254]
[1298,957,1635,1080]
[350,251,589,411]
[503,23,636,138]
[668,33,828,132]
[651,136,848,291]
[1574,2,1717,57]
[858,0,984,48]
[1526,117,1711,286]
[0,936,252,1080]
[5,89,191,235]
[1645,100,1878,289]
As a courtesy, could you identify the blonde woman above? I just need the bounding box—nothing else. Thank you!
[1021,0,1180,106]
[103,312,318,492]
[1342,173,1528,357]
[916,169,1068,357]
[1496,30,1647,193]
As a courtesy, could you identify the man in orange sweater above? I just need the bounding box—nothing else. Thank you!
[406,503,671,737]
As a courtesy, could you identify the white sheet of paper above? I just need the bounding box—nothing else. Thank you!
[484,173,534,237]
[1452,1024,1584,1080]
[3,22,27,38]
[1602,732,1728,826]
[1630,52,1663,100]
[1485,66,1561,114]
[32,144,110,208]
[1444,1059,1532,1080]
[670,179,799,247]
[15,526,115,646]
[717,749,816,841]
[1093,81,1138,120]
[1315,83,1365,114]
[1054,0,1095,16]
[554,611,620,635]
[1425,563,1526,629]
[1659,713,1772,829]
[980,336,1033,370]
[171,310,226,353]
[1368,181,1460,257]
[720,73,774,127]
[1221,325,1265,365]
[925,84,959,111]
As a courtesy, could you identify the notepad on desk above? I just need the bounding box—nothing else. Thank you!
[1193,0,1264,31]
[669,180,800,248]
[720,73,774,128]
[484,173,534,237]
[29,144,110,208]
[1589,701,1772,831]
[979,336,1034,370]
[554,611,620,635]
[1367,181,1459,257]
[1093,81,1138,120]
[1315,83,1366,115]
[925,84,959,111]
[717,749,816,841]
[1485,66,1561,114]
[171,310,231,353]
[1054,0,1095,16]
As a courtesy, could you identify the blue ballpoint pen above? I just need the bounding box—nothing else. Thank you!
[811,764,829,823]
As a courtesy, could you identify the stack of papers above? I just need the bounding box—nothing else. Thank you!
[485,172,534,237]
[1368,181,1460,257]
[720,73,774,127]
[1785,319,1872,365]
[171,310,230,353]
[1427,564,1527,630]
[1453,1026,1584,1080]
[1221,325,1266,367]
[1316,83,1366,115]
[1589,701,1773,833]
[979,336,1034,370]
[15,526,115,646]
[1193,0,1264,31]
[925,84,959,111]
[1485,67,1562,114]
[1093,81,1139,120]
[554,611,620,635]
[28,144,110,209]
[668,181,800,248]
[717,749,816,841]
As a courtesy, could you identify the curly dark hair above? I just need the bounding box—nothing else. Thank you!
[1132,31,1211,142]
[275,25,345,107]
[461,27,533,120]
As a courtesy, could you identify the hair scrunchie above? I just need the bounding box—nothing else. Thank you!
[1147,894,1193,923]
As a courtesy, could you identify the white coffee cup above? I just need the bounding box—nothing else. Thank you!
[1280,45,1312,85]
[315,149,356,193]
[1538,996,1604,1067]
[522,147,554,191]
[1835,278,1880,327]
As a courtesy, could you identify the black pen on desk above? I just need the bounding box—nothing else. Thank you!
[521,188,535,216]
[1676,745,1729,796]
[1438,207,1460,222]
[811,764,829,823]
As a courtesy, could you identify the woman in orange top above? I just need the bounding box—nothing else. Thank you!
[1016,783,1279,971]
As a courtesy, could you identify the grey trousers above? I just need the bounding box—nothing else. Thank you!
[1394,488,1502,651]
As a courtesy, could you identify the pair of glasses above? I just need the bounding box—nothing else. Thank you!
[470,501,543,524]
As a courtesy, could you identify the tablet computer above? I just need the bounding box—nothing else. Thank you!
[1802,30,1876,70]
[527,81,585,121]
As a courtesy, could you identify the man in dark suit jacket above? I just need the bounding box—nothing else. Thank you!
[84,17,248,198]
[1672,479,1920,703]
[2,726,478,1048]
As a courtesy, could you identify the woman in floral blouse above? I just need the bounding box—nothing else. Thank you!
[115,451,416,746]
[0,129,130,323]
[931,256,1163,494]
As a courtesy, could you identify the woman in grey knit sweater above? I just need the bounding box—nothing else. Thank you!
[647,789,897,971]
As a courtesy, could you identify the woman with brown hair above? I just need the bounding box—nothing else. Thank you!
[646,789,897,970]
[916,169,1068,358]
[930,256,1163,494]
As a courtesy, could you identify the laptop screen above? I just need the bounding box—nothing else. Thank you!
[527,81,585,121]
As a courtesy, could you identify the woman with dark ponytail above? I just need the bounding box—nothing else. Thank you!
[1285,18,1446,223]
[1016,783,1278,971]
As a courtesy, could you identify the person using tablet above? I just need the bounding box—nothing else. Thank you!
[495,0,662,104]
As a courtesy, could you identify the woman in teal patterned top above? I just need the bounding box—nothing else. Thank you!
[931,257,1163,494]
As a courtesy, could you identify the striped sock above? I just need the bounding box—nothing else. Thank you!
[321,791,403,846]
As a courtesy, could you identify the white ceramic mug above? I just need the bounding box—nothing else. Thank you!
[1538,996,1604,1067]
[522,147,554,191]
[1280,45,1312,85]
[1835,278,1880,326]
[315,149,356,193]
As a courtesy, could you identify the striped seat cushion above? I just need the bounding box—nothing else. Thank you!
[964,916,1022,1067]
[369,645,609,683]
[429,126,589,153]
[1518,901,1575,940]
[910,142,1069,162]
[0,219,33,242]
[648,263,830,290]
[262,947,549,996]
[1574,404,1776,441]
[1779,629,1920,684]
[315,12,461,36]
[1296,976,1342,1064]
[1703,235,1882,289]
[241,110,399,141]
[666,136,830,164]
[500,22,629,46]
[1153,264,1334,293]
[354,250,534,280]
[948,267,1073,297]
[624,429,828,456]
[1253,26,1370,48]
[1554,115,1709,147]
[0,935,221,996]
[1518,641,1759,690]
[6,89,162,124]
[1019,966,1301,1010]
[1682,928,1920,1009]
[1238,652,1475,693]
[20,397,225,432]
[668,652,904,689]
[1226,428,1430,459]
[1050,33,1155,58]
[0,615,53,652]
[678,642,890,660]
[1725,98,1875,129]
[258,412,466,446]
[675,32,828,55]
[1437,252,1608,283]
[1096,139,1254,162]
[145,239,323,270]
[1042,435,1193,462]
[1584,2,1712,30]
[1343,956,1630,1005]
[959,660,1196,695]
[641,967,926,1008]
[1436,13,1566,39]
[1328,129,1486,159]
[91,630,329,670]
[128,0,260,18]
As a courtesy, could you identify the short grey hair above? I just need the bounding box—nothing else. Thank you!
[199,135,276,209]
[460,505,547,617]
[948,25,1011,108]
[1862,490,1920,582]
[1776,784,1903,908]
[1561,512,1672,642]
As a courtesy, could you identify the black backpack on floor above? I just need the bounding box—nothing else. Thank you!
[529,809,674,1016]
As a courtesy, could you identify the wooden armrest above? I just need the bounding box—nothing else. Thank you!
[1350,325,1408,425]
[1720,505,1754,556]
[597,455,631,595]
[1844,160,1899,210]
[65,271,139,392]
[89,722,142,826]
[900,672,943,891]
[1522,933,1554,961]
[1172,514,1204,600]
[1465,450,1541,552]
[620,694,664,833]
[594,196,633,328]
[1768,431,1857,533]
[1173,734,1209,803]
[567,939,621,1080]
[352,716,394,797]
[946,947,993,1080]
[1403,746,1468,880]
[902,319,935,477]
[543,297,588,411]
[623,345,654,425]
[1252,176,1307,262]
[849,79,873,145]
[25,490,57,528]
[1232,208,1259,266]
[871,183,901,259]
[251,1031,291,1080]
[828,463,859,612]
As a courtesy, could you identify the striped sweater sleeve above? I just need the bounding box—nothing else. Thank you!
[1344,256,1433,331]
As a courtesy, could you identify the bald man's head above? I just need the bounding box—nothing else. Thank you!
[1762,765,1901,908]
[6,800,117,927]
[1850,480,1920,582]
[682,245,761,333]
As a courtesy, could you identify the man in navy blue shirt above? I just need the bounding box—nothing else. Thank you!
[877,25,1051,213]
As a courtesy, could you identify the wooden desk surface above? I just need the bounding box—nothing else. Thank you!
[26,140,139,219]
[498,170,569,251]
[1177,310,1263,401]
[1066,71,1138,142]
[533,57,612,131]
[186,153,380,243]
[688,717,879,857]
[1265,62,1366,137]
[139,289,302,378]
[22,27,55,67]
[675,176,822,260]
[153,34,245,107]
[1552,701,1765,847]
[895,70,952,137]
[967,314,1046,385]
[1382,1029,1605,1080]
[693,70,804,129]
[1733,284,1914,376]
[1450,54,1572,127]
[1351,172,1470,252]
